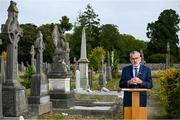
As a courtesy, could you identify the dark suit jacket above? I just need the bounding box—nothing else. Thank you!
[119,64,153,107]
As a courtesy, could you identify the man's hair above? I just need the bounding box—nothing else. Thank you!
[129,51,141,58]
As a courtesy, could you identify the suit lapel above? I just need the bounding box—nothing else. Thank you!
[130,65,133,78]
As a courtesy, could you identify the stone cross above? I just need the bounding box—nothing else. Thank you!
[1,0,22,83]
[1,1,28,116]
[30,45,35,66]
[34,31,44,74]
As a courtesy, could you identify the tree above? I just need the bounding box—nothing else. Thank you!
[147,9,180,62]
[19,24,38,64]
[99,24,119,51]
[88,47,105,72]
[70,4,101,61]
[38,23,55,63]
[59,16,73,33]
[118,34,147,63]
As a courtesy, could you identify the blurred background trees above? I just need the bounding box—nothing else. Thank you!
[0,4,179,69]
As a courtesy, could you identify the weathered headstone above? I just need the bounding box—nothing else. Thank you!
[28,31,52,115]
[1,1,28,116]
[0,56,3,117]
[88,69,93,88]
[106,51,112,81]
[30,45,35,67]
[140,49,145,64]
[20,61,24,72]
[166,42,170,68]
[78,27,89,90]
[75,68,82,92]
[48,25,73,108]
[99,57,106,89]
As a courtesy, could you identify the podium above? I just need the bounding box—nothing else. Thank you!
[122,88,151,120]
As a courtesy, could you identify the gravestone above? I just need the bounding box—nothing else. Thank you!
[30,45,35,67]
[140,49,145,64]
[106,51,112,81]
[28,31,52,115]
[0,56,3,117]
[78,27,89,90]
[20,61,25,72]
[75,67,82,92]
[88,69,93,88]
[166,42,170,68]
[1,1,28,116]
[99,57,106,89]
[48,25,73,108]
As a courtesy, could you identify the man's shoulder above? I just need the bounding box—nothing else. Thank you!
[123,65,132,70]
[141,64,150,70]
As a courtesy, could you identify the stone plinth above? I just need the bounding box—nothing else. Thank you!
[49,91,74,108]
[28,102,52,116]
[28,73,52,115]
[48,75,73,108]
[78,60,89,90]
[48,77,70,93]
[2,83,27,117]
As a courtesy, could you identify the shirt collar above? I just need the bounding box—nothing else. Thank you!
[133,64,140,69]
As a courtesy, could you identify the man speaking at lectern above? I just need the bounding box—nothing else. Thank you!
[119,51,153,107]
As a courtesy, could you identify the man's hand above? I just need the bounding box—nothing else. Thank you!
[128,77,142,85]
[133,77,142,84]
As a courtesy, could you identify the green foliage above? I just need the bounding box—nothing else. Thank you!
[59,16,73,33]
[38,23,55,63]
[100,24,119,51]
[88,47,105,72]
[78,3,100,27]
[106,78,120,91]
[19,24,38,64]
[70,4,101,61]
[147,9,180,63]
[148,53,166,63]
[118,34,147,63]
[160,68,180,118]
[20,65,35,89]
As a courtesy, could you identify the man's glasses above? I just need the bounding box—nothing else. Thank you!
[130,57,140,60]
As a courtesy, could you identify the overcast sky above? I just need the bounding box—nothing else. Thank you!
[0,0,180,42]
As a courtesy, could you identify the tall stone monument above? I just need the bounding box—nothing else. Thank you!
[166,42,170,68]
[30,45,35,67]
[140,49,145,64]
[106,51,112,81]
[78,27,89,90]
[99,57,106,89]
[1,1,28,116]
[0,56,3,117]
[28,31,52,115]
[48,25,73,108]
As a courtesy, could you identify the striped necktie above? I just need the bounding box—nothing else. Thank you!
[134,68,138,77]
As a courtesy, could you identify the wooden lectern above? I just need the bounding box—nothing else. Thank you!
[122,88,151,120]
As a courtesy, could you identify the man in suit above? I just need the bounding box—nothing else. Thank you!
[119,51,153,107]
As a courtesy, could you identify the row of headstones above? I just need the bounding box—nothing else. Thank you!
[0,0,114,117]
[0,1,53,117]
